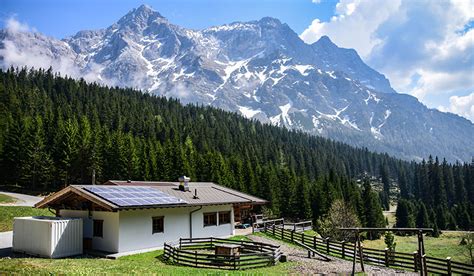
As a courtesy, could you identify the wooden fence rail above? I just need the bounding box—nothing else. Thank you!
[263,225,474,275]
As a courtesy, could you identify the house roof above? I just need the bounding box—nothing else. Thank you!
[104,180,267,205]
[36,181,267,211]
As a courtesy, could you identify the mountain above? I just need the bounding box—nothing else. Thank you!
[1,4,473,162]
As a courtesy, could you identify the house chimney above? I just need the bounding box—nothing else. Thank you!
[178,176,190,192]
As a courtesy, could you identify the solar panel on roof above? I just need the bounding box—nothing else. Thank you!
[84,186,187,207]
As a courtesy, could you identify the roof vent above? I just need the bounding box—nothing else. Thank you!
[178,176,190,192]
[127,179,132,183]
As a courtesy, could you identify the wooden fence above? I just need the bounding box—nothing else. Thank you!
[252,218,312,233]
[263,225,474,275]
[163,237,281,270]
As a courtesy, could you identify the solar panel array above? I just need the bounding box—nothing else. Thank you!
[84,186,187,207]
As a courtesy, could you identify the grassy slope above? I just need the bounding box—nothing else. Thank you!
[0,240,297,275]
[0,206,52,231]
[363,232,469,263]
[0,194,17,204]
[0,250,296,275]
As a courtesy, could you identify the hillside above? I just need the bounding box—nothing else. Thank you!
[0,67,406,220]
[1,67,472,228]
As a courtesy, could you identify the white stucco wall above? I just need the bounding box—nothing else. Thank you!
[60,204,235,254]
[118,204,234,253]
[60,210,119,253]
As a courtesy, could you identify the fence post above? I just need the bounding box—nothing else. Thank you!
[273,224,275,236]
[302,232,305,244]
[233,252,236,270]
[313,236,317,250]
[179,238,182,249]
[281,227,284,240]
[342,241,346,259]
[422,254,427,276]
[413,251,418,272]
[326,238,330,254]
[291,230,294,242]
[446,257,452,276]
[195,250,197,267]
[384,248,389,267]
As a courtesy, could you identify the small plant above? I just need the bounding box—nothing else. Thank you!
[460,232,473,265]
[384,231,396,265]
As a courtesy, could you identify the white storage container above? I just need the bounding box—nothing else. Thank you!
[13,216,83,258]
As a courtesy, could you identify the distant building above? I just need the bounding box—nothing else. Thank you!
[35,178,266,255]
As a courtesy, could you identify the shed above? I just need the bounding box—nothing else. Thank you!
[13,216,83,258]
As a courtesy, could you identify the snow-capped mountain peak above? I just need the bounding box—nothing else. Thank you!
[1,5,472,162]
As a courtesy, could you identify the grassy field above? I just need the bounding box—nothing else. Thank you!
[0,236,297,275]
[0,206,52,231]
[363,231,470,263]
[0,194,17,204]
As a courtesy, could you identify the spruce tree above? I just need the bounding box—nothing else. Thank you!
[416,201,430,228]
[362,179,386,239]
[395,199,415,229]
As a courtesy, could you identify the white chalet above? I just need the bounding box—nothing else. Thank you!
[35,179,266,255]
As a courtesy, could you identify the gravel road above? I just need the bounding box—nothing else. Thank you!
[249,234,417,275]
[0,192,43,207]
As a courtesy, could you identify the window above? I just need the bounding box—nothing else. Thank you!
[93,220,103,238]
[203,212,217,227]
[219,211,231,225]
[152,216,164,234]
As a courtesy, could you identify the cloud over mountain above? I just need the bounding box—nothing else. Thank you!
[301,0,474,116]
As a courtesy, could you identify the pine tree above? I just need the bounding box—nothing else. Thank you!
[21,116,53,189]
[395,199,415,229]
[416,201,430,228]
[362,179,386,239]
[60,118,79,185]
[0,116,22,185]
[380,162,390,210]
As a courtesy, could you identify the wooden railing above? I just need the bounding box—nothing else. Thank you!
[252,218,313,233]
[263,225,474,275]
[285,220,313,232]
[252,218,284,233]
[163,237,281,270]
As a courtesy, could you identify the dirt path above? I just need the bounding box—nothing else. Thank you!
[0,192,43,207]
[249,234,417,275]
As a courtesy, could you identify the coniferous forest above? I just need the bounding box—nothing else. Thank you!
[0,68,472,232]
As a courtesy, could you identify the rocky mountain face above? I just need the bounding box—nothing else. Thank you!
[1,5,473,162]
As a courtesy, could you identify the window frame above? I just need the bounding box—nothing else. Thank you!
[218,211,231,225]
[203,212,217,227]
[93,219,103,238]
[152,216,164,234]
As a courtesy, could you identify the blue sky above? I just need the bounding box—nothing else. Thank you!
[1,0,337,38]
[1,0,473,121]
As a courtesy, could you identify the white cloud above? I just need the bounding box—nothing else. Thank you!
[0,17,119,88]
[5,16,33,33]
[301,0,401,57]
[300,0,474,121]
[439,93,474,122]
[311,0,322,3]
